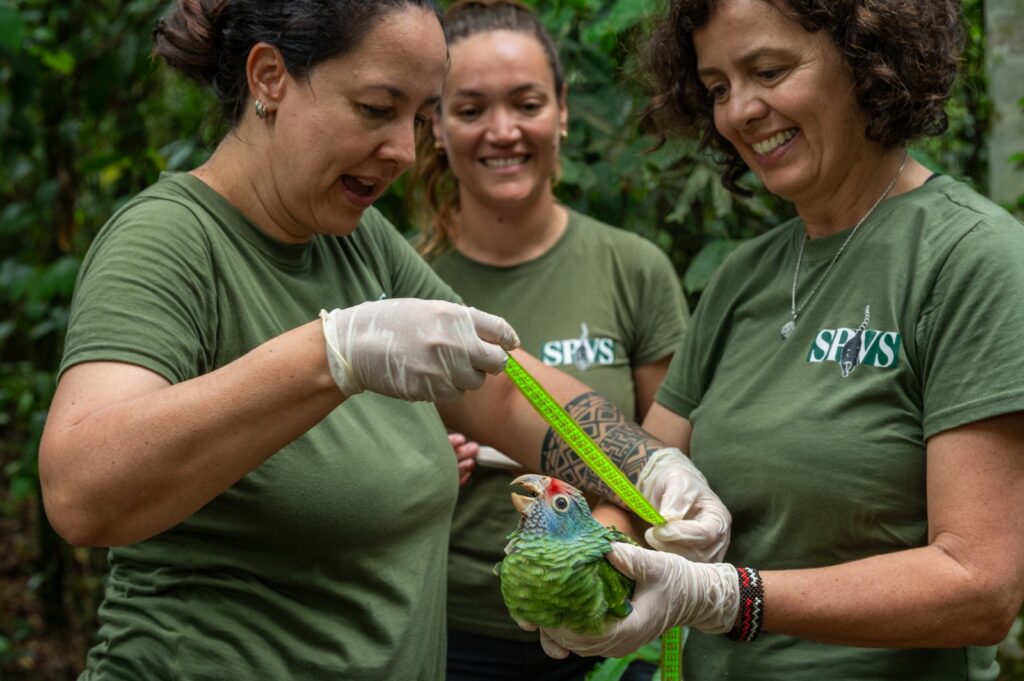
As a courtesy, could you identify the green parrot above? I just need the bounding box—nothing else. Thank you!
[494,473,635,635]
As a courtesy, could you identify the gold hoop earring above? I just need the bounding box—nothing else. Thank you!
[255,98,268,119]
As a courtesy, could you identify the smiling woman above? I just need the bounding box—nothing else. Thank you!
[689,0,906,230]
[407,1,691,679]
[536,1,1024,680]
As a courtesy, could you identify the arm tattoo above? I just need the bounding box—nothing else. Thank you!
[539,391,663,498]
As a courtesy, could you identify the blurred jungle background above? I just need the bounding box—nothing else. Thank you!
[1,0,1022,678]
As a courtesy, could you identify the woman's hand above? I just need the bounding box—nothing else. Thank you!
[321,299,519,402]
[448,432,479,486]
[536,540,737,655]
[538,542,739,658]
[636,448,731,562]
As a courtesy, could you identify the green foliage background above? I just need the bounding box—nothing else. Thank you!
[0,0,1019,678]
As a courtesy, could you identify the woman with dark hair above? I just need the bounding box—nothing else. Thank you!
[534,1,1024,679]
[409,2,694,679]
[37,1,731,678]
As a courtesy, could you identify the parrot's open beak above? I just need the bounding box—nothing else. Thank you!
[510,474,549,515]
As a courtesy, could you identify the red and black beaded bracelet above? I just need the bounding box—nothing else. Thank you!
[726,566,764,642]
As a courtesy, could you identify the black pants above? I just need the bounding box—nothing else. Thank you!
[446,628,657,681]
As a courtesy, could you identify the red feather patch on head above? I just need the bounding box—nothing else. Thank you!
[545,478,571,497]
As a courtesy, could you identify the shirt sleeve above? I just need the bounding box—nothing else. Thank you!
[918,214,1024,437]
[360,209,462,304]
[631,239,690,366]
[654,324,702,419]
[653,241,748,419]
[60,198,216,384]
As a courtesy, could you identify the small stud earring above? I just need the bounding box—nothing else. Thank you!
[434,139,444,152]
[560,128,568,139]
[255,98,268,119]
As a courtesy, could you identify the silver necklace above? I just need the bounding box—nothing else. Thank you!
[780,152,909,341]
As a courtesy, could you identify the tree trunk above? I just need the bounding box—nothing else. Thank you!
[985,0,1024,209]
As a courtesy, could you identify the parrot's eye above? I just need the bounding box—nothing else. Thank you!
[553,495,570,512]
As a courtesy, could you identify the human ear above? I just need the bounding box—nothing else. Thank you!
[246,42,288,117]
[557,85,569,140]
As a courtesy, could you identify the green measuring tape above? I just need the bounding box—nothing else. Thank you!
[503,354,683,681]
[504,355,664,526]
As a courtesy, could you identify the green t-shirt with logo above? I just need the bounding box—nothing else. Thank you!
[656,175,1024,681]
[430,209,689,639]
[62,173,460,681]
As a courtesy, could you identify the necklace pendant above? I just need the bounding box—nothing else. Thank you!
[780,320,796,341]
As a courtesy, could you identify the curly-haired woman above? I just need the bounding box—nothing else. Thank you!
[531,1,1024,679]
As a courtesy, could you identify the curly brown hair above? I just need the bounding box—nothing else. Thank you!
[639,0,965,194]
[408,0,564,258]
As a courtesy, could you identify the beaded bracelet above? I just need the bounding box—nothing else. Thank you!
[726,566,764,642]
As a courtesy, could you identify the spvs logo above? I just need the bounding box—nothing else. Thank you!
[541,323,616,372]
[807,306,900,377]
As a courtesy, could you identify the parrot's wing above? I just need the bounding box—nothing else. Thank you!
[596,556,634,618]
[605,526,639,546]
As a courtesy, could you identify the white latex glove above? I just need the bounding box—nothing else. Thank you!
[539,542,739,659]
[319,300,519,402]
[637,447,731,562]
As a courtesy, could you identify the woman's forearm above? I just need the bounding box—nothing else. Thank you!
[762,538,1020,647]
[40,320,343,546]
[439,350,661,498]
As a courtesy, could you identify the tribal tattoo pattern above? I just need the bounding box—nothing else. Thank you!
[539,391,663,499]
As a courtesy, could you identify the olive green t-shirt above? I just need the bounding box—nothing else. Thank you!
[431,209,689,639]
[63,173,460,680]
[657,176,1024,681]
